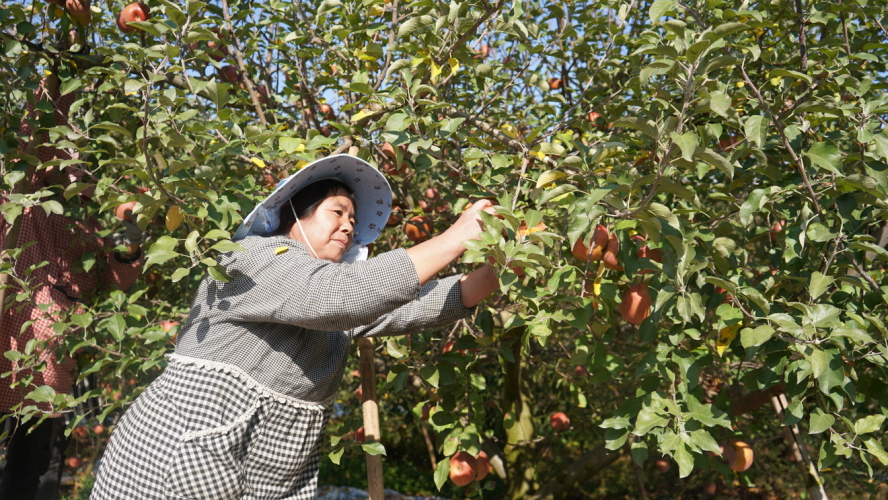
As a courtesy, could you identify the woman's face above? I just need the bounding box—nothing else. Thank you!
[288,189,356,262]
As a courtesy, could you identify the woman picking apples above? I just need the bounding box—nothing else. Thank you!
[92,154,500,499]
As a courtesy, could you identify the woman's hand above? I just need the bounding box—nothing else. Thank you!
[444,199,496,245]
[404,199,495,285]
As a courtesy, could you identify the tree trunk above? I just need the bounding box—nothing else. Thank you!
[502,332,538,500]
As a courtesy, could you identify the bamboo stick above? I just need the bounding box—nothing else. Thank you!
[358,337,384,499]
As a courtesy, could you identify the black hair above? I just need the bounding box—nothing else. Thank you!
[273,179,356,236]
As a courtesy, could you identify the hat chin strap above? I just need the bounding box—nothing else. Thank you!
[291,200,319,259]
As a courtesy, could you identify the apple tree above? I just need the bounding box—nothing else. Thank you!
[1,0,887,497]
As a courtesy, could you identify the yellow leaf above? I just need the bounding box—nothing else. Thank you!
[351,109,372,123]
[251,158,266,169]
[716,323,742,356]
[430,60,442,83]
[295,160,309,169]
[165,206,184,231]
[368,4,384,16]
[447,57,460,76]
[517,221,546,238]
[535,170,567,189]
[411,56,426,68]
[274,246,289,255]
[502,124,518,139]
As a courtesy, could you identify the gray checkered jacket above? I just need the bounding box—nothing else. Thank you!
[174,235,473,404]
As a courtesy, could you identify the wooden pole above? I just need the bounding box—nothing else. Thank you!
[358,337,384,499]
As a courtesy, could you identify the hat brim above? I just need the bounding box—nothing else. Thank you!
[233,154,392,245]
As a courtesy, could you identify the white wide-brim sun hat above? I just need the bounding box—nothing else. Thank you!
[233,154,392,263]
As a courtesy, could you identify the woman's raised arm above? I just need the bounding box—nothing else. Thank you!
[404,199,495,284]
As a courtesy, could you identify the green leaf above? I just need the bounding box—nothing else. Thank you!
[649,0,675,22]
[803,346,827,379]
[744,115,767,148]
[184,230,200,254]
[693,147,733,179]
[71,313,92,329]
[328,447,344,465]
[385,112,412,132]
[783,400,805,426]
[634,406,669,435]
[670,131,698,161]
[740,325,775,348]
[170,267,190,283]
[63,182,91,201]
[806,223,836,243]
[434,457,450,490]
[689,429,721,454]
[186,0,205,16]
[360,441,386,456]
[105,313,127,341]
[684,404,731,428]
[91,122,133,139]
[809,272,834,300]
[631,441,649,466]
[809,408,835,434]
[612,117,658,142]
[207,264,233,282]
[675,442,694,478]
[210,240,247,253]
[144,249,181,270]
[59,77,82,96]
[855,415,885,435]
[706,22,749,41]
[709,91,731,117]
[398,15,434,38]
[871,132,888,160]
[25,385,56,403]
[768,68,813,85]
[864,438,888,466]
[803,141,842,175]
[279,137,301,154]
[123,79,145,95]
[204,229,230,240]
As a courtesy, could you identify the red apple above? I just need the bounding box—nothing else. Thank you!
[318,104,335,120]
[355,426,365,442]
[115,201,137,222]
[449,451,477,487]
[65,0,91,26]
[66,457,82,469]
[160,320,179,332]
[475,451,490,481]
[93,424,105,434]
[655,458,671,473]
[550,412,570,432]
[219,65,241,84]
[117,2,150,33]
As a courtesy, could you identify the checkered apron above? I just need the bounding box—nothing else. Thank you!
[92,356,331,500]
